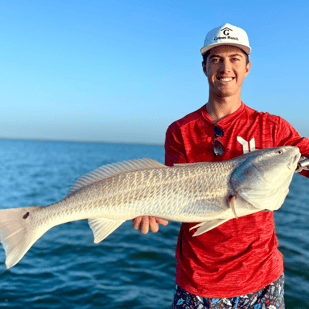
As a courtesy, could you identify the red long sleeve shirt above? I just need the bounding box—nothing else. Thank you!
[165,102,309,298]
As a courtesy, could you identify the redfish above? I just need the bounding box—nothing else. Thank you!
[0,146,300,269]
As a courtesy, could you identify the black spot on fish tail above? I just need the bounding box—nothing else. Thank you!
[23,212,30,219]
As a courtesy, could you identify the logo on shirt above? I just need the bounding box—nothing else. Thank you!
[237,137,256,154]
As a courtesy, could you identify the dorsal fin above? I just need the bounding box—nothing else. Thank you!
[174,162,200,167]
[66,158,166,197]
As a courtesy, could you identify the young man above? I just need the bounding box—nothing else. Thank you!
[133,23,309,307]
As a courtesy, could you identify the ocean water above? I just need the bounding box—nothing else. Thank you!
[0,139,308,308]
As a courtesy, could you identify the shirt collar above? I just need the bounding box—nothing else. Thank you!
[200,102,245,127]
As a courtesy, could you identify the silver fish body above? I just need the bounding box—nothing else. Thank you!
[0,146,301,268]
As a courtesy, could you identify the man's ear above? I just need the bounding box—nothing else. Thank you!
[202,61,207,76]
[245,62,251,77]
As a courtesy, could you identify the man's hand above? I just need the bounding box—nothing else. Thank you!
[132,216,169,234]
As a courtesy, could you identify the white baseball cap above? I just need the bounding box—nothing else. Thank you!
[200,23,251,56]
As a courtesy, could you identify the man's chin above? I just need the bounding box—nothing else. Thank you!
[214,91,234,98]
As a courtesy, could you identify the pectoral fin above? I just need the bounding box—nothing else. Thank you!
[88,218,125,243]
[228,195,238,219]
[190,219,230,236]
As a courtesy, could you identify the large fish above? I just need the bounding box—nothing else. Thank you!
[0,146,301,269]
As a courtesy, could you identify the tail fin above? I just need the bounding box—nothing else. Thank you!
[0,206,45,269]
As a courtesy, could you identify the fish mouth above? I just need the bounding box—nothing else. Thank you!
[288,153,301,170]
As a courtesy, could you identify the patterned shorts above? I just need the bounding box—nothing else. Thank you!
[173,273,284,309]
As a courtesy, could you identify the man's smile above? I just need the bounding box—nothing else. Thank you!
[217,77,235,82]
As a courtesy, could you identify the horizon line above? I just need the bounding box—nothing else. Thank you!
[0,136,164,147]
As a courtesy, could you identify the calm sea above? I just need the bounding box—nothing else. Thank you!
[0,139,308,309]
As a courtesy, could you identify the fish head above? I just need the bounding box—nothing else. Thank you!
[231,146,301,211]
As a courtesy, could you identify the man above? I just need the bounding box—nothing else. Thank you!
[133,23,309,307]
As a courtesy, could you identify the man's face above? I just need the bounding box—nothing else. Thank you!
[203,45,251,99]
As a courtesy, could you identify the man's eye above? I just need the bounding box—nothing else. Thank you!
[211,58,219,63]
[232,58,240,62]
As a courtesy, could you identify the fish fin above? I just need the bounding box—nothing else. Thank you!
[228,195,238,219]
[233,193,256,210]
[0,206,46,269]
[189,222,204,230]
[88,218,125,243]
[174,163,199,166]
[67,159,166,197]
[191,219,230,236]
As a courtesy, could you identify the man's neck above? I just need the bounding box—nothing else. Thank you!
[206,96,242,123]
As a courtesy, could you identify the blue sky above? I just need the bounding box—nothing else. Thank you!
[0,0,308,144]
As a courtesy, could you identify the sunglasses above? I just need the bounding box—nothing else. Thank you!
[213,125,224,156]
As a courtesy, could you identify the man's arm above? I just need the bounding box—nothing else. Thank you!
[276,116,309,178]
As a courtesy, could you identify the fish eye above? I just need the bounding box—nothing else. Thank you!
[276,150,283,155]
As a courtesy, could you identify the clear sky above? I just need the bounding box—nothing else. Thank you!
[1,0,308,144]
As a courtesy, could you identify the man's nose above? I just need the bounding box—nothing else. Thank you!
[220,60,232,73]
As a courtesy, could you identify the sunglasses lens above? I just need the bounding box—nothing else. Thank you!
[213,140,224,156]
[214,125,224,138]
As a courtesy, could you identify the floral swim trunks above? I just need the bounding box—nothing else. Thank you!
[173,272,284,309]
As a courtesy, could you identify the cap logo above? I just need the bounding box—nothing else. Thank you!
[221,27,232,36]
[213,26,239,42]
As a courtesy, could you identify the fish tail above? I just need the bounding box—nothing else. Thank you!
[0,206,44,269]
